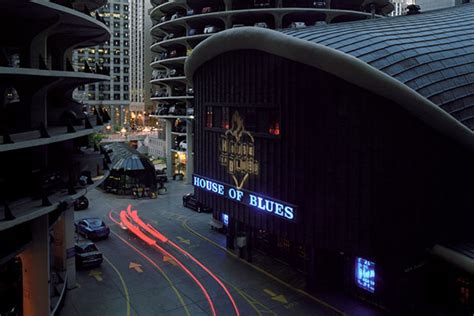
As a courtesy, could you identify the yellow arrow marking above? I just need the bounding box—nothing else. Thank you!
[129,262,143,273]
[176,236,191,245]
[163,256,178,266]
[89,270,103,282]
[264,289,288,304]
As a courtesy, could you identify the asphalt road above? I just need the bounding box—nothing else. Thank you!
[61,181,367,316]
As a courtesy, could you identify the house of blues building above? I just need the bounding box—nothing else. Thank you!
[186,4,474,314]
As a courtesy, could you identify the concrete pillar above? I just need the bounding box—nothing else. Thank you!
[20,214,50,316]
[52,207,76,289]
[185,119,193,184]
[31,88,48,129]
[165,119,173,179]
[29,20,59,69]
[224,0,232,10]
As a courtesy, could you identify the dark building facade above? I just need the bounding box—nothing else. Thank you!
[186,4,474,314]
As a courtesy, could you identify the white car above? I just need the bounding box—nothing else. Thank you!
[289,22,306,28]
[179,140,187,151]
[254,22,268,28]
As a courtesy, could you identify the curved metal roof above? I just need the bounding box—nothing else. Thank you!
[280,3,474,131]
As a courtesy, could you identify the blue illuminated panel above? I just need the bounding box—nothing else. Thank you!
[356,257,375,293]
[222,213,229,226]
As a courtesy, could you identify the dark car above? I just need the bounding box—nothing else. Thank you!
[183,193,211,213]
[75,218,110,240]
[75,241,103,269]
[74,195,89,211]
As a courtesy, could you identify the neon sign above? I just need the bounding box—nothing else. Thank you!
[356,257,375,293]
[219,111,259,189]
[193,175,296,221]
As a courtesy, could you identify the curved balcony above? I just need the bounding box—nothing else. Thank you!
[151,34,212,53]
[0,171,109,232]
[0,67,109,83]
[0,1,110,53]
[71,0,108,12]
[0,124,103,153]
[150,0,189,17]
[151,75,188,83]
[151,56,188,68]
[150,95,194,102]
[151,8,377,36]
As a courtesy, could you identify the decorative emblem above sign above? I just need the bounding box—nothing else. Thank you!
[219,111,259,189]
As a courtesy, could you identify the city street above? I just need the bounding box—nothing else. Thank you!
[61,181,378,316]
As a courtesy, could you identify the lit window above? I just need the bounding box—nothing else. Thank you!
[356,257,375,293]
[221,107,229,129]
[206,106,213,128]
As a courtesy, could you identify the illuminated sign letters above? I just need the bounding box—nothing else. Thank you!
[193,175,296,222]
[356,257,375,293]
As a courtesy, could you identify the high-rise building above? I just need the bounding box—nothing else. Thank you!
[129,0,154,127]
[74,0,130,128]
[148,0,394,183]
[0,0,110,314]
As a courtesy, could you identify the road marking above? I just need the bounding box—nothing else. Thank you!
[88,269,103,282]
[109,229,191,316]
[264,289,288,304]
[176,236,191,245]
[129,262,143,273]
[181,218,347,316]
[104,256,131,316]
[163,255,178,266]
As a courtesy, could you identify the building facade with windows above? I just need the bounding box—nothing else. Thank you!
[149,0,394,183]
[129,0,154,125]
[0,0,110,314]
[187,3,474,314]
[73,0,131,128]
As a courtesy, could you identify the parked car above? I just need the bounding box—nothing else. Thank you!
[182,193,211,213]
[312,1,327,8]
[169,105,186,115]
[289,21,306,28]
[204,25,220,34]
[232,24,245,28]
[75,218,110,240]
[187,9,194,16]
[254,0,271,7]
[171,12,183,20]
[188,28,199,36]
[74,195,89,211]
[157,106,169,115]
[179,140,187,151]
[254,22,268,28]
[201,6,214,13]
[75,241,103,269]
[163,33,175,40]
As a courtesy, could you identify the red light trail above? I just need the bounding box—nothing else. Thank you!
[110,205,241,316]
[112,209,217,316]
[125,205,239,315]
